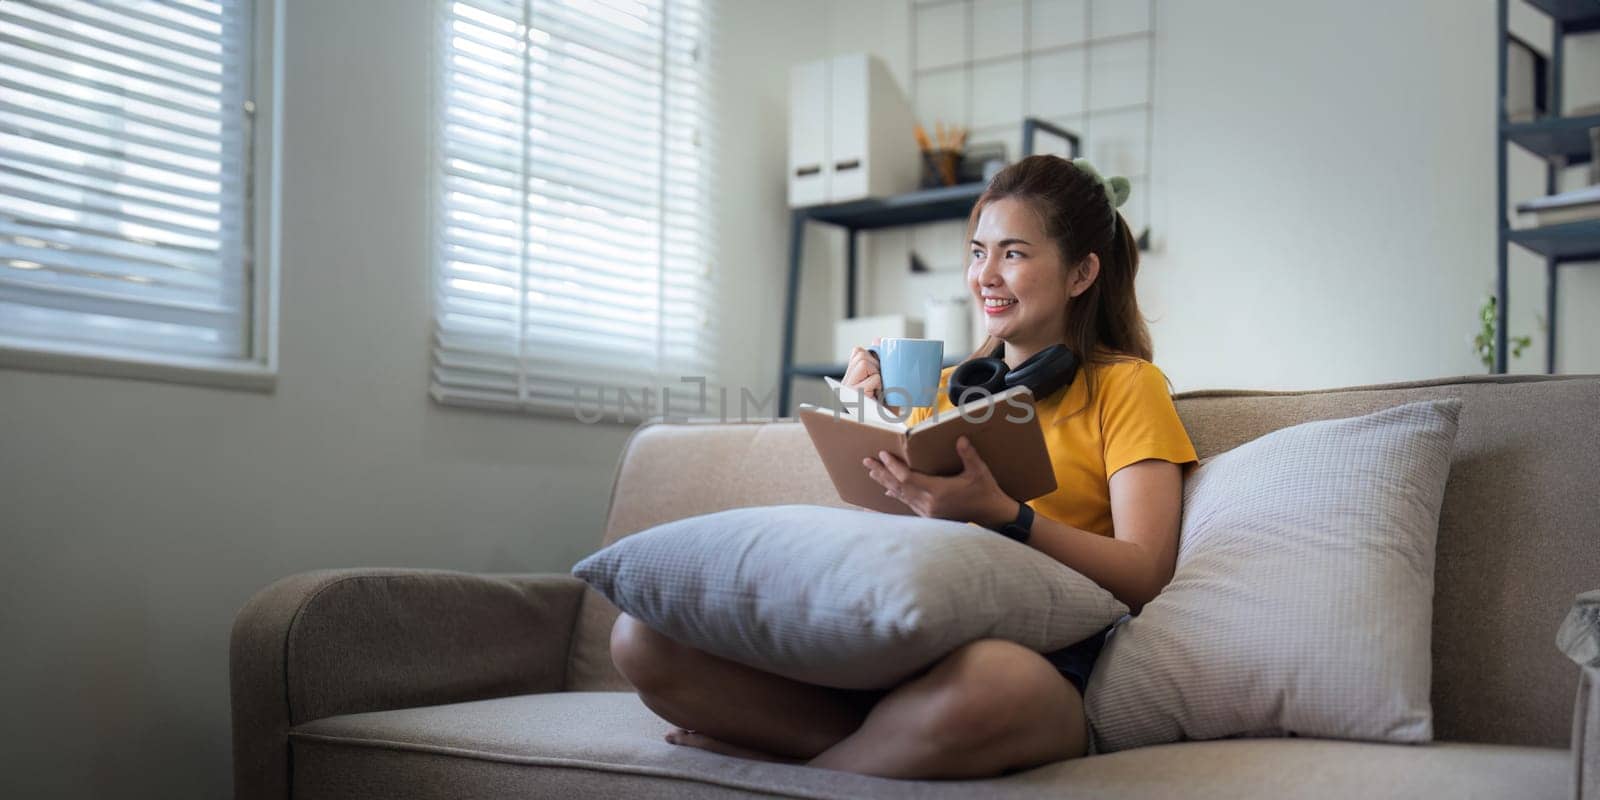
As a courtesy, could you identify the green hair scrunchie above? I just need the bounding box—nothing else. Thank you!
[1070,157,1132,211]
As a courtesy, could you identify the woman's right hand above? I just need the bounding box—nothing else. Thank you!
[841,336,900,416]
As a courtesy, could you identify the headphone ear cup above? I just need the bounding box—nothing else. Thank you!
[1002,343,1080,402]
[947,357,1010,407]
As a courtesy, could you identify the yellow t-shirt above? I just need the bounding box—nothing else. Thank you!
[905,357,1198,538]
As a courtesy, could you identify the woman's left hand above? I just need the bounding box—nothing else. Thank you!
[864,435,1017,528]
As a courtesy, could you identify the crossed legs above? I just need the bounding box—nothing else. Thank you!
[610,613,1089,780]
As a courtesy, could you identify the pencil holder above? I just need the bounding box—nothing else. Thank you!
[919,148,961,188]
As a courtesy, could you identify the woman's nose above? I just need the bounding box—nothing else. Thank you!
[977,256,1003,287]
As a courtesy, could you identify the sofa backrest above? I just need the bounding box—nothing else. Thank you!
[568,373,1599,749]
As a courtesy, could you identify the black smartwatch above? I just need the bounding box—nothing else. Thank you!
[990,501,1034,544]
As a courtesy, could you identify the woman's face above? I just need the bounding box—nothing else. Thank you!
[967,196,1075,346]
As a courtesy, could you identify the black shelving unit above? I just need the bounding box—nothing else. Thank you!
[1495,0,1600,373]
[776,119,1082,416]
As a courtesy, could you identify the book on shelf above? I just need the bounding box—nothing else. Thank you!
[796,376,1057,515]
[1516,185,1600,226]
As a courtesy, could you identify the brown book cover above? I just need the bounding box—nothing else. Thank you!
[797,385,1058,516]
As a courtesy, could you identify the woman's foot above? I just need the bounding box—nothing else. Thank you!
[664,727,805,765]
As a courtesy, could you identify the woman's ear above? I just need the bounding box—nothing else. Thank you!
[1068,253,1101,298]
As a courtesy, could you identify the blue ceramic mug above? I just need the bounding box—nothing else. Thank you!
[868,338,945,409]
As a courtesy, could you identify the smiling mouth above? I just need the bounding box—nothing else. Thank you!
[983,297,1017,314]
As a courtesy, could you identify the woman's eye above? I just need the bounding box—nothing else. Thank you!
[971,250,984,259]
[1006,250,1022,258]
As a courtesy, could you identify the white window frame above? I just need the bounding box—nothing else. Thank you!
[0,0,283,392]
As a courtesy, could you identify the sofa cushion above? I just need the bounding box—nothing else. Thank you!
[571,503,1126,689]
[1085,399,1462,752]
[287,691,1569,800]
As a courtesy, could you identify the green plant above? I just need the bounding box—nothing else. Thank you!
[1472,295,1532,371]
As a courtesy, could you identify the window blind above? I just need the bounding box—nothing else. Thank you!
[432,0,721,422]
[0,0,255,363]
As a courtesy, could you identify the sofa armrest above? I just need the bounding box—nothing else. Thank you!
[230,568,587,800]
[1561,589,1599,800]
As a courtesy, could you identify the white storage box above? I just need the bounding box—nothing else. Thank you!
[789,53,919,207]
[833,314,923,365]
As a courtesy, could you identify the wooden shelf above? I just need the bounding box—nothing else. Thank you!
[1503,113,1600,164]
[1507,220,1600,261]
[789,355,966,380]
[1522,0,1600,32]
[796,182,988,231]
[789,362,851,379]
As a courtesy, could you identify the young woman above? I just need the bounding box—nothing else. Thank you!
[609,154,1197,779]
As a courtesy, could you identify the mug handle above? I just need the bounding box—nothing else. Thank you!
[867,344,915,411]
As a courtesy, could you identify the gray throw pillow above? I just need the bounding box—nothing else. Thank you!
[1084,398,1463,752]
[573,504,1128,690]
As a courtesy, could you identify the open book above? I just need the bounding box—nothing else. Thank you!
[797,377,1058,515]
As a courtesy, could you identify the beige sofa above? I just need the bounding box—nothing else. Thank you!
[231,373,1599,799]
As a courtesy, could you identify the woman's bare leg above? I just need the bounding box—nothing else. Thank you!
[808,637,1088,778]
[615,616,1090,778]
[610,613,888,760]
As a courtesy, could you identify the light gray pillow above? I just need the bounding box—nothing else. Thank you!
[1084,398,1463,753]
[573,504,1128,690]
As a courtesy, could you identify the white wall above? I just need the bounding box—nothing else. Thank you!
[816,0,1598,392]
[706,3,833,413]
[1148,0,1599,387]
[0,1,825,797]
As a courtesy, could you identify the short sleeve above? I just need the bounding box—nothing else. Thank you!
[1099,361,1199,478]
[906,405,934,427]
[904,366,957,427]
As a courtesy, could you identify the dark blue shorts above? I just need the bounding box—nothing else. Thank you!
[1040,623,1115,696]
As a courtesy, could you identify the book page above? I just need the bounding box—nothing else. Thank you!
[822,376,910,432]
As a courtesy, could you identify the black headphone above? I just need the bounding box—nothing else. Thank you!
[947,343,1080,407]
